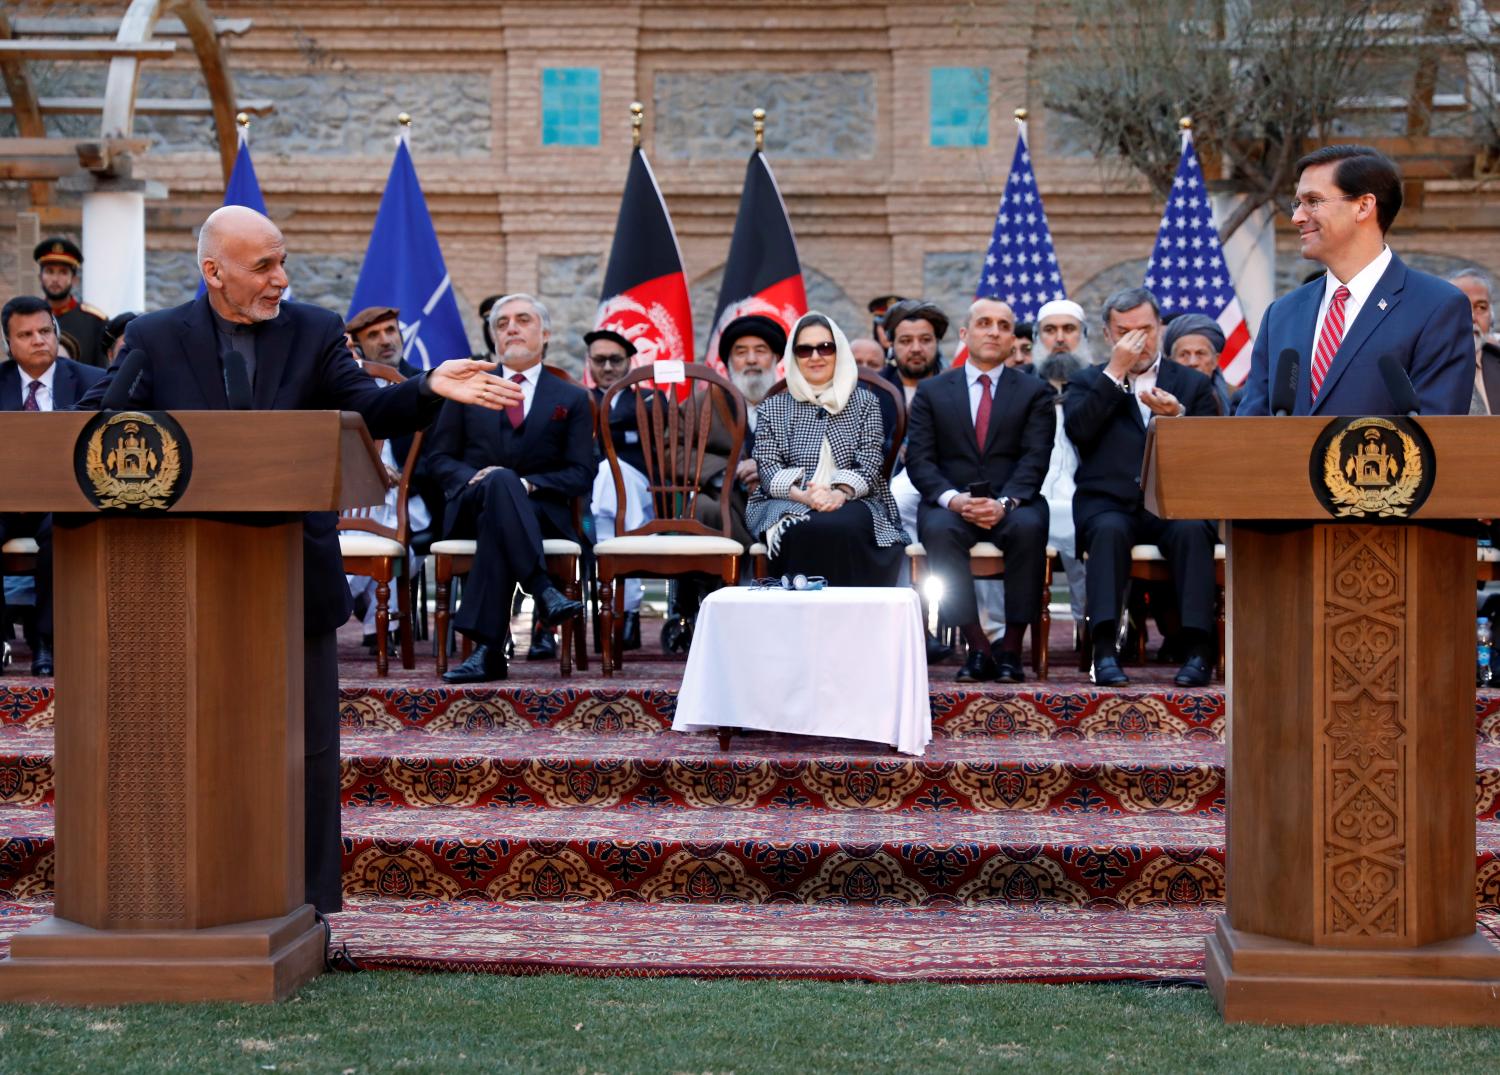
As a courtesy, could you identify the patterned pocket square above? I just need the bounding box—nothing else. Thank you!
[551,405,569,421]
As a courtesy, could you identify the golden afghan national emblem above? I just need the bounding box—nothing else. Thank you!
[1312,415,1434,520]
[79,411,189,510]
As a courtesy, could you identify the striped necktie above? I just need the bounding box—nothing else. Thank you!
[1310,285,1351,400]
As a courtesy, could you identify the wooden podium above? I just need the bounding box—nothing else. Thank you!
[0,411,387,1004]
[1145,415,1500,1026]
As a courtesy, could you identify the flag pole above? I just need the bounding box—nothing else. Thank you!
[1179,113,1192,151]
[236,110,249,147]
[1014,106,1027,143]
[397,111,412,148]
[631,100,643,148]
[752,107,765,152]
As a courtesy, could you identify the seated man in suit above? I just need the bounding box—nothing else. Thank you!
[1065,287,1218,688]
[426,293,590,682]
[906,297,1054,683]
[586,327,651,649]
[1237,144,1472,417]
[0,295,106,675]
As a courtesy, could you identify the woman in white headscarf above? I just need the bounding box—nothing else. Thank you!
[744,312,907,585]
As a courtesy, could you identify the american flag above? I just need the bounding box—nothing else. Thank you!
[1143,130,1251,385]
[976,122,1066,322]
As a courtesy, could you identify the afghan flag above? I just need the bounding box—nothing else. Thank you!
[705,150,807,374]
[594,146,694,382]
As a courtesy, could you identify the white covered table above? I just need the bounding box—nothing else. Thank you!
[673,586,931,756]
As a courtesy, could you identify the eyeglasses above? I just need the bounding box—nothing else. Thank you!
[589,353,630,367]
[793,340,837,359]
[1285,194,1362,215]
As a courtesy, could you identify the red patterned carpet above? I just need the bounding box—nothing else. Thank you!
[2,613,1500,982]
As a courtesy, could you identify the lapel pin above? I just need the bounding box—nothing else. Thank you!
[1377,299,1388,311]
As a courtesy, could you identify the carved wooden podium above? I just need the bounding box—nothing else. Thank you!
[1145,415,1500,1026]
[0,411,386,1004]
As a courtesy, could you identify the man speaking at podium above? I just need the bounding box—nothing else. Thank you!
[1236,144,1472,417]
[79,206,521,915]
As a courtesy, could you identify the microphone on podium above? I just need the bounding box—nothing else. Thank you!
[1378,353,1421,417]
[223,350,253,410]
[1270,348,1299,417]
[100,349,148,411]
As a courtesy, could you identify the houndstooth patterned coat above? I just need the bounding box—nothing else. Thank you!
[744,386,909,547]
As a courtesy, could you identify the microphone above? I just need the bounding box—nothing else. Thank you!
[223,349,252,410]
[1270,348,1299,417]
[1378,353,1420,417]
[100,348,147,411]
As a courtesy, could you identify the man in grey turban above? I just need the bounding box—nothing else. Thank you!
[1163,313,1232,415]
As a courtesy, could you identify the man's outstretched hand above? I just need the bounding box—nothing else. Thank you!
[427,359,522,411]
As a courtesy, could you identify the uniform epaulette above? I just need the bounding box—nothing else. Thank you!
[79,303,108,320]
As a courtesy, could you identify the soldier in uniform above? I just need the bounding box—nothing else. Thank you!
[34,237,108,368]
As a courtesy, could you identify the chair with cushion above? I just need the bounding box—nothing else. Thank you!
[595,364,746,675]
[338,362,422,677]
[430,365,590,677]
[749,368,906,577]
[1126,542,1228,680]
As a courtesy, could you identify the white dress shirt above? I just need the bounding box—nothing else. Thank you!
[937,362,1004,509]
[1312,244,1392,353]
[506,360,543,418]
[18,361,58,412]
[1105,356,1163,426]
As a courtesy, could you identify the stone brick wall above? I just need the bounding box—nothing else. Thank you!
[2,0,1498,363]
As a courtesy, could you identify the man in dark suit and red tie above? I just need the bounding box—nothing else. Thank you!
[425,293,591,684]
[905,297,1055,683]
[0,295,106,675]
[1236,144,1473,417]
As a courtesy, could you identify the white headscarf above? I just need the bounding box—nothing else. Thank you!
[780,311,859,490]
[783,311,859,416]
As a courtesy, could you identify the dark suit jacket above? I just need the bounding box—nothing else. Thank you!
[592,385,647,473]
[424,368,594,543]
[77,295,442,635]
[1480,342,1500,413]
[904,365,1056,526]
[1236,251,1473,416]
[1064,358,1216,528]
[0,356,105,411]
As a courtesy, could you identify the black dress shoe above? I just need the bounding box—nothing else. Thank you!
[1090,654,1129,687]
[533,586,584,629]
[956,650,999,683]
[30,641,52,678]
[526,631,558,661]
[442,643,508,684]
[926,636,954,664]
[993,651,1026,683]
[621,611,641,651]
[1173,654,1212,688]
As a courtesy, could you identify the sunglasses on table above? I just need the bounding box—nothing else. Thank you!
[793,340,838,358]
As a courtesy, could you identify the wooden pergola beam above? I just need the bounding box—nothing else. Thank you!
[7,17,251,37]
[0,40,177,61]
[0,96,275,117]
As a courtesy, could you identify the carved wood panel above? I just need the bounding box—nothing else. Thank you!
[1318,526,1407,940]
[105,523,189,926]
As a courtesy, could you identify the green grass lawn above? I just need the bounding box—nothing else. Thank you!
[2,973,1499,1074]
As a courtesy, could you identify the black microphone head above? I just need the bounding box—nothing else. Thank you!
[100,348,148,411]
[223,349,252,410]
[1270,347,1300,416]
[1377,353,1420,416]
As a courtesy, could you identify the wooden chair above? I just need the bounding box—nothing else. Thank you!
[1,537,38,666]
[595,364,746,675]
[1126,543,1228,680]
[337,362,422,677]
[749,368,906,577]
[430,365,590,677]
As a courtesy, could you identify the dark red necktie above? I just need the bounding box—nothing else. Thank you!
[22,380,41,412]
[505,372,526,430]
[974,373,992,450]
[1310,285,1350,400]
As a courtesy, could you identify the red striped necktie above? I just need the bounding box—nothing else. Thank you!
[1310,285,1351,400]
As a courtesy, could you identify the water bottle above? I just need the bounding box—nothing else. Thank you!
[1479,617,1493,688]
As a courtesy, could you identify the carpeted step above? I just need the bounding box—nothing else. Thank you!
[10,804,1500,911]
[6,726,1498,819]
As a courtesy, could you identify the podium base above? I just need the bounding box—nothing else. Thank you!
[0,904,324,1004]
[1207,917,1500,1026]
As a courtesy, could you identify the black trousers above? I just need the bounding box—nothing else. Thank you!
[769,502,903,587]
[0,513,52,639]
[304,628,342,914]
[919,500,1049,628]
[1079,507,1217,633]
[450,469,553,647]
